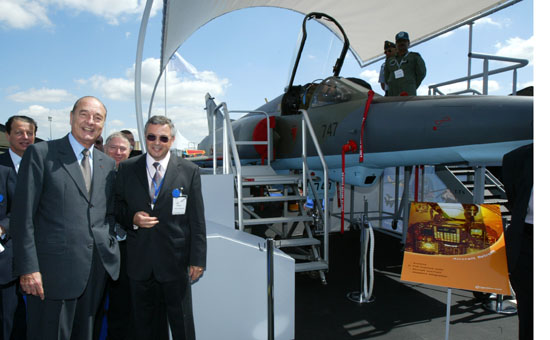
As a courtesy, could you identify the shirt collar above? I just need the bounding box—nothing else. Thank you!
[8,148,22,172]
[146,151,170,173]
[68,133,95,160]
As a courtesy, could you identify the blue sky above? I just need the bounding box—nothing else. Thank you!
[0,0,534,147]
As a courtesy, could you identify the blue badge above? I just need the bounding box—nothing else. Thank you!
[0,194,3,203]
[172,189,180,198]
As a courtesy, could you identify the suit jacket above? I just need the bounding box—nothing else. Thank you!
[11,135,120,300]
[502,143,533,272]
[115,152,206,282]
[0,151,16,170]
[0,165,17,285]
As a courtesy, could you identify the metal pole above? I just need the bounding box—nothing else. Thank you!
[267,239,275,340]
[213,110,217,175]
[467,23,473,89]
[483,59,489,95]
[445,288,452,340]
[393,167,400,229]
[512,69,518,95]
[473,166,486,204]
[48,116,52,140]
[134,0,154,147]
[401,167,412,244]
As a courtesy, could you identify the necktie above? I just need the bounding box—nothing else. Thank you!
[81,149,92,195]
[150,162,162,202]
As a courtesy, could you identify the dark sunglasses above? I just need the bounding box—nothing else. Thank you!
[146,134,170,143]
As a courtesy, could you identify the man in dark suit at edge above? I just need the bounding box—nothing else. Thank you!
[115,115,206,340]
[0,115,37,340]
[11,96,120,340]
[502,143,533,340]
[0,166,18,340]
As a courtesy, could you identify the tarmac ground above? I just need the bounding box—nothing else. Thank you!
[294,229,518,340]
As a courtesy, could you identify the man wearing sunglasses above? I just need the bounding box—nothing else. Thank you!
[115,115,206,340]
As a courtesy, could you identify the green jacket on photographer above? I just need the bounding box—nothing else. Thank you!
[384,51,426,96]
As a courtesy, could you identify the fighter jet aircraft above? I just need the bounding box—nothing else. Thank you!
[197,13,533,188]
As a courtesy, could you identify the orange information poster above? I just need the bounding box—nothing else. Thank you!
[400,202,511,295]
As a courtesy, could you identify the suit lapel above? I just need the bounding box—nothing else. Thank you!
[58,135,90,201]
[91,149,109,201]
[133,154,151,200]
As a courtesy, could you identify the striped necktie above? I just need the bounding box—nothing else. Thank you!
[81,148,91,195]
[150,162,162,201]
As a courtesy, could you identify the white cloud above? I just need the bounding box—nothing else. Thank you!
[475,17,503,28]
[8,87,76,103]
[79,56,230,144]
[494,36,534,65]
[16,104,72,140]
[0,0,52,29]
[0,0,163,29]
[359,69,379,86]
[108,119,125,127]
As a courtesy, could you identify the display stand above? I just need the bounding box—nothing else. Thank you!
[445,288,452,340]
[482,293,517,315]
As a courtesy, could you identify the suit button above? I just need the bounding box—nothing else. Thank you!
[88,244,93,249]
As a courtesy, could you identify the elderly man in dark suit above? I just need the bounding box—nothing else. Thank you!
[0,115,36,340]
[502,143,533,340]
[115,115,206,340]
[11,96,120,340]
[0,165,17,340]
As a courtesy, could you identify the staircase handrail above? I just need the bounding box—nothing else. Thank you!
[300,109,330,266]
[227,110,272,166]
[217,102,245,230]
[485,168,506,196]
[429,53,528,95]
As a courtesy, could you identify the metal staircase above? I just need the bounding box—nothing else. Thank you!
[205,95,330,281]
[239,165,328,278]
[435,165,509,219]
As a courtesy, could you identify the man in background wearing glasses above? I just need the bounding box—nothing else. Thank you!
[114,116,206,340]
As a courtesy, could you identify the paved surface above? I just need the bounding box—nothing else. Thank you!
[295,229,518,340]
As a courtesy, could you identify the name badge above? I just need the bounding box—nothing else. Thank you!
[173,195,188,215]
[394,69,404,79]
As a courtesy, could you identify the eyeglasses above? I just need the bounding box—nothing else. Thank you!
[107,145,128,152]
[146,134,170,143]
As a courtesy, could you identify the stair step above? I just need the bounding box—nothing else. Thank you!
[241,175,301,186]
[238,195,306,204]
[449,169,475,175]
[240,165,277,177]
[275,238,320,248]
[295,261,329,272]
[242,216,313,226]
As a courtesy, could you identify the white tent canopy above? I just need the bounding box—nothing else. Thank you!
[171,129,191,151]
[159,0,517,69]
[134,0,520,142]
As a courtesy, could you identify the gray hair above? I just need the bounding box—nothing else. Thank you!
[105,131,131,148]
[145,115,176,137]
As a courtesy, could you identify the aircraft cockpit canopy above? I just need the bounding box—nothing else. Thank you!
[281,76,373,115]
[309,77,363,108]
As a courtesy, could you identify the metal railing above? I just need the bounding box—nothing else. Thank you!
[211,107,271,175]
[429,53,529,96]
[211,103,329,262]
[300,109,330,266]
